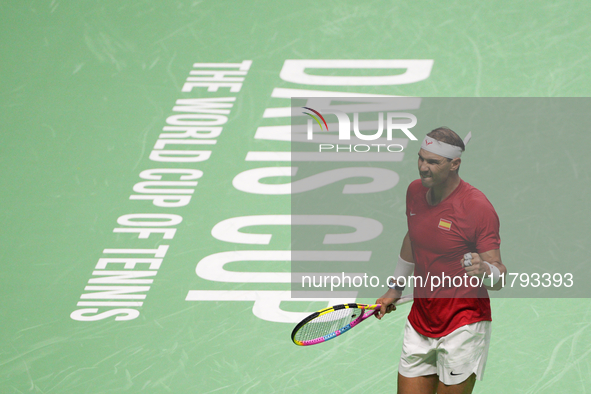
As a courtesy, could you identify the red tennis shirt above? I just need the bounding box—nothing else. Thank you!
[406,179,500,337]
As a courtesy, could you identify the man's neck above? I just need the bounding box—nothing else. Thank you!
[428,175,461,206]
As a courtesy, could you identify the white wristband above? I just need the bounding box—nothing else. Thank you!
[483,261,501,285]
[388,255,415,290]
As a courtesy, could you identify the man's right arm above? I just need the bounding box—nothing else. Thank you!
[375,232,415,319]
[400,231,414,263]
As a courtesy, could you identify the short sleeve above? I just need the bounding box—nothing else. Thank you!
[406,180,422,218]
[406,183,412,217]
[470,196,501,253]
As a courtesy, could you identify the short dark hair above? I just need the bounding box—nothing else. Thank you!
[427,127,465,153]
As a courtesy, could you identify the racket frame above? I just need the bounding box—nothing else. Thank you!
[291,303,378,346]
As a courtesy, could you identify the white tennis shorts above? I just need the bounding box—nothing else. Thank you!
[398,319,491,386]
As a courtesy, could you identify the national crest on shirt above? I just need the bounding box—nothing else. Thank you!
[438,218,452,231]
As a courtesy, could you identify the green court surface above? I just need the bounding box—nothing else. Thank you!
[1,1,591,393]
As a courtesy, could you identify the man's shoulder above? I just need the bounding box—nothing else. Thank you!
[407,179,426,194]
[457,180,496,211]
[460,180,489,199]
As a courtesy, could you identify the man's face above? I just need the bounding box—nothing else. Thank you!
[417,148,459,188]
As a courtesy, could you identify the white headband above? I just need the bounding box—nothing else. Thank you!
[420,132,472,159]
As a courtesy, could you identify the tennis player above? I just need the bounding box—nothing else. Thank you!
[375,127,507,394]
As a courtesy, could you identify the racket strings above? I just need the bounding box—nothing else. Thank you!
[294,307,364,342]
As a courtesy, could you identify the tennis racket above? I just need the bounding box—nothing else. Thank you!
[291,294,413,346]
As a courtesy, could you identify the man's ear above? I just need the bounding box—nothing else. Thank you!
[451,158,461,171]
